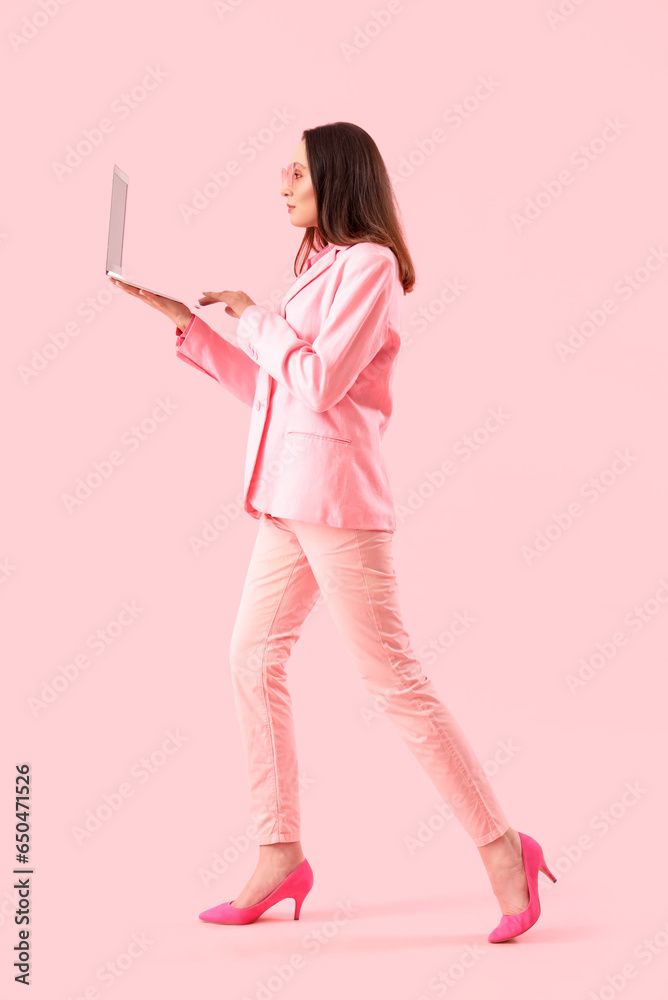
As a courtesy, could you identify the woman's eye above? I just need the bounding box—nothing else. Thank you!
[294,172,301,180]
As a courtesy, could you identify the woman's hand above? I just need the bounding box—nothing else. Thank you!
[198,289,255,319]
[109,278,193,332]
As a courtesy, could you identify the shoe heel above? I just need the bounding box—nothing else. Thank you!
[539,859,557,883]
[291,859,314,920]
[293,894,305,920]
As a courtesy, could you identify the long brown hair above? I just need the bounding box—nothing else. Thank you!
[293,122,416,295]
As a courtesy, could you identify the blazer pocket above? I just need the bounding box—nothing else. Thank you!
[286,430,351,446]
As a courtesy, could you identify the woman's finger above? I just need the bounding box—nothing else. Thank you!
[110,278,156,303]
[109,277,142,297]
[110,278,187,325]
[112,280,163,309]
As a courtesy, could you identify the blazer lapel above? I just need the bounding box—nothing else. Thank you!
[280,243,350,315]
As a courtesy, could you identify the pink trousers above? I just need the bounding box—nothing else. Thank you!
[229,513,510,848]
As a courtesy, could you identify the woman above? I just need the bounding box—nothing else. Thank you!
[110,121,556,943]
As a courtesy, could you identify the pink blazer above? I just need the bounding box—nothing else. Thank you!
[174,241,404,530]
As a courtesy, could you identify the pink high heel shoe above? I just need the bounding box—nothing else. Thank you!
[487,831,557,943]
[198,858,314,925]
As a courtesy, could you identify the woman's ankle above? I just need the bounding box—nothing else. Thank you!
[477,827,518,863]
[258,841,305,864]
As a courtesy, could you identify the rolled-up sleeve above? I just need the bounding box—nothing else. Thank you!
[235,250,395,412]
[175,313,259,408]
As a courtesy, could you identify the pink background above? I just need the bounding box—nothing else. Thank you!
[4,1,668,997]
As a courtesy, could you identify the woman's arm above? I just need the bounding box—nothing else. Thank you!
[233,250,396,412]
[175,313,259,408]
[107,278,259,408]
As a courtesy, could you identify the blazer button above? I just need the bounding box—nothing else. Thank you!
[255,400,261,410]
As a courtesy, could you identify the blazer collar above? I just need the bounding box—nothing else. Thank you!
[280,242,351,314]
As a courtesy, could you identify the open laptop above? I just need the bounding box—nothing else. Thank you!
[106,165,200,309]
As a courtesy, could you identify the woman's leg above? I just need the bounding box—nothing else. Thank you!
[227,514,320,906]
[289,518,510,844]
[286,517,529,912]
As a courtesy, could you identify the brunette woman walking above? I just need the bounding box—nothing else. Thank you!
[111,121,556,942]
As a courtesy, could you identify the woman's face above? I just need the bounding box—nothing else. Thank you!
[281,139,318,230]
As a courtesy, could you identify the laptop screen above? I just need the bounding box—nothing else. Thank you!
[106,165,128,274]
